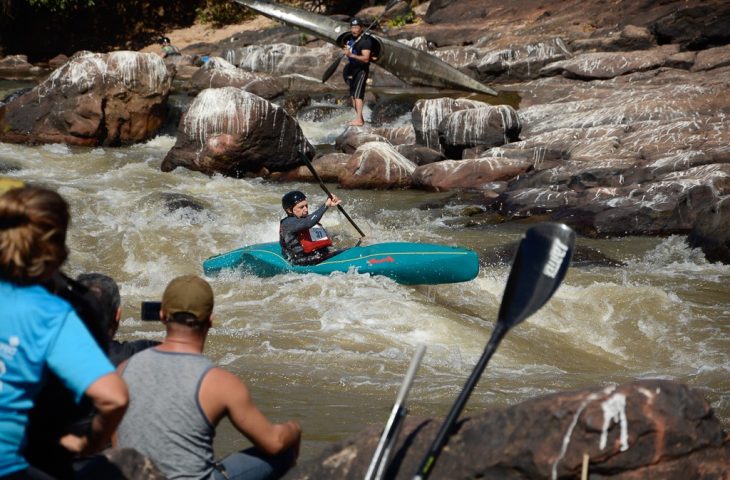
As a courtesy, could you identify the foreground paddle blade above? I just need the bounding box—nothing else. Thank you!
[322,54,343,83]
[413,223,575,480]
[498,223,575,329]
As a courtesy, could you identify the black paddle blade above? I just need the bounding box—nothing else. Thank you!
[322,54,343,83]
[498,223,575,329]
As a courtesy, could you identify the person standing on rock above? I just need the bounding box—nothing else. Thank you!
[343,18,373,127]
[115,275,301,480]
[280,190,342,266]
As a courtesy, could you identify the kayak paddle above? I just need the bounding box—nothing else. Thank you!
[365,345,426,480]
[413,223,576,480]
[299,152,365,239]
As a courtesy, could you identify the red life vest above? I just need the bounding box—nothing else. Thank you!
[298,225,333,253]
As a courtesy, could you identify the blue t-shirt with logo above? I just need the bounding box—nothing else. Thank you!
[347,34,373,69]
[0,280,114,476]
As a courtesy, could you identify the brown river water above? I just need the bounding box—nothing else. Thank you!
[1,81,728,462]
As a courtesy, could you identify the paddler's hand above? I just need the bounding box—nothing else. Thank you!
[343,46,351,58]
[326,195,342,208]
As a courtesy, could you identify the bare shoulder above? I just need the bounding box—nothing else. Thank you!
[201,367,250,398]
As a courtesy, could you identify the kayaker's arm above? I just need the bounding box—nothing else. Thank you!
[283,204,328,232]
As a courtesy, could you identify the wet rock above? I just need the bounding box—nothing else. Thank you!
[0,55,34,79]
[275,93,311,117]
[0,52,172,146]
[413,157,532,192]
[411,98,490,151]
[0,87,32,107]
[0,160,21,174]
[540,45,679,80]
[335,127,390,154]
[161,87,314,178]
[278,152,350,183]
[687,195,730,264]
[665,50,697,70]
[370,97,415,125]
[475,38,572,82]
[691,44,730,72]
[371,125,415,146]
[395,145,445,166]
[222,43,340,81]
[48,54,69,70]
[570,25,656,53]
[339,142,416,189]
[159,193,207,213]
[188,57,284,99]
[651,1,730,49]
[438,105,521,158]
[288,380,729,480]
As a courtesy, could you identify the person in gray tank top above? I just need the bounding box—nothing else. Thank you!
[115,275,301,480]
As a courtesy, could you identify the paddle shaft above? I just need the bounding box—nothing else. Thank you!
[413,323,507,480]
[365,345,426,480]
[321,13,382,83]
[299,154,365,238]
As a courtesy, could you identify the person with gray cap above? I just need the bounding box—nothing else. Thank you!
[343,18,373,126]
[115,275,301,480]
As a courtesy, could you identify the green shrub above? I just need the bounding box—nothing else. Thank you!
[196,0,253,27]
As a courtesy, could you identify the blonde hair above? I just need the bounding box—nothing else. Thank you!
[0,186,69,284]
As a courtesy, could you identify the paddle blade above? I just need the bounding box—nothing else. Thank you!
[322,54,343,83]
[497,223,575,329]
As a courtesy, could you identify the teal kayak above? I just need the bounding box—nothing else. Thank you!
[203,242,479,285]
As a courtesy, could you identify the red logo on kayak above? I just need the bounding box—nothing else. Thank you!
[368,256,395,265]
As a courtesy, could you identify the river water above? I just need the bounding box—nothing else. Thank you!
[1,80,728,462]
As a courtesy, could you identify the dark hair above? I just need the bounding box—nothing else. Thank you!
[0,186,69,284]
[167,311,209,331]
[77,273,121,339]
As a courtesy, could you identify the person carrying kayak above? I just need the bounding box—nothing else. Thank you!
[279,190,341,265]
[343,18,373,126]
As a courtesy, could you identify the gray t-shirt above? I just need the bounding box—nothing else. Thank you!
[117,348,216,480]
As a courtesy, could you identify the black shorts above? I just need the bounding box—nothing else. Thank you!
[347,68,369,100]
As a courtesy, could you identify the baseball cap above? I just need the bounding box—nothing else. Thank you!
[161,275,214,321]
[350,18,362,26]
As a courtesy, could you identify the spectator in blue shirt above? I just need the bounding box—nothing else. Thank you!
[0,184,128,480]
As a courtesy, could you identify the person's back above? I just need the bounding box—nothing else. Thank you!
[115,275,300,480]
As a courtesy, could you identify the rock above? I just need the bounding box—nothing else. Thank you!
[188,57,284,99]
[411,98,490,151]
[570,25,656,53]
[438,105,521,158]
[413,157,532,191]
[395,145,446,166]
[370,97,416,125]
[339,142,416,189]
[98,448,166,479]
[48,54,69,70]
[371,125,415,146]
[651,1,730,49]
[0,55,34,79]
[0,51,172,146]
[161,87,314,177]
[223,43,340,81]
[540,45,679,80]
[475,38,572,82]
[687,195,730,264]
[278,152,350,183]
[289,380,729,480]
[691,44,730,72]
[335,127,390,154]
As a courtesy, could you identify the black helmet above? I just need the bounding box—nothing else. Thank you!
[282,190,306,211]
[158,36,170,45]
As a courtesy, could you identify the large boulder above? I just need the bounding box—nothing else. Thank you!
[161,87,314,177]
[687,195,730,264]
[277,152,351,183]
[223,43,340,81]
[411,98,489,151]
[0,52,172,146]
[413,157,532,192]
[339,142,416,189]
[188,57,284,99]
[288,380,729,479]
[438,105,521,158]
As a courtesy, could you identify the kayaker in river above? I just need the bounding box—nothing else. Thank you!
[115,275,301,480]
[280,190,342,265]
